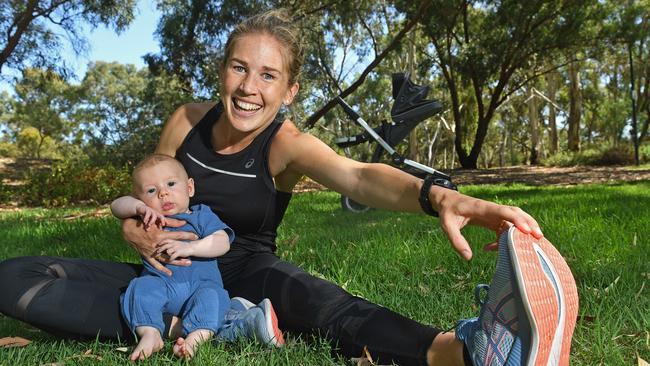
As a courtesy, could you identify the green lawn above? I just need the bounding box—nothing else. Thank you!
[1,182,649,365]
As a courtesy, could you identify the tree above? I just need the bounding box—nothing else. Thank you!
[75,61,193,166]
[398,0,603,168]
[0,0,136,78]
[9,68,75,158]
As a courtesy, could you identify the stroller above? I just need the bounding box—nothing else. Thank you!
[334,73,456,212]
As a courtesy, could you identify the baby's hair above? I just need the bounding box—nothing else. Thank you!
[222,8,304,85]
[132,154,188,182]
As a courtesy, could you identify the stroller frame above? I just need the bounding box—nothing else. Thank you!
[334,73,456,212]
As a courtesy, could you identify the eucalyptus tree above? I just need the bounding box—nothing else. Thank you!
[0,0,136,78]
[73,61,192,166]
[602,0,649,163]
[397,0,604,168]
[9,68,75,158]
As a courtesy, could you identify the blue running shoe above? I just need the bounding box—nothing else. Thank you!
[229,297,255,312]
[218,298,285,347]
[256,298,285,347]
[456,227,578,366]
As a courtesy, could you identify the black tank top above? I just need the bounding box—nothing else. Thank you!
[175,103,292,251]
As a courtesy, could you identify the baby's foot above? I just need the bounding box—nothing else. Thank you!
[130,327,164,362]
[172,329,213,360]
[172,337,191,359]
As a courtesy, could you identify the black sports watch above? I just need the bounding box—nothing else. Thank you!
[418,175,458,217]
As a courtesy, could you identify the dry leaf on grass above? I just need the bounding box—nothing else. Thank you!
[638,354,649,366]
[351,346,375,366]
[0,336,31,348]
[115,346,129,353]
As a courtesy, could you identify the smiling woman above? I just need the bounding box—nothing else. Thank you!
[0,8,577,366]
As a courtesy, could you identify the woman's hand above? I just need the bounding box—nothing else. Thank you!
[437,189,543,261]
[121,218,198,275]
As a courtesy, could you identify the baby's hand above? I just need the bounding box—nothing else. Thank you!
[135,204,166,230]
[157,239,193,261]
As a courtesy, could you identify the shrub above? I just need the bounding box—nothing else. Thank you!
[639,144,650,163]
[21,159,131,207]
[543,145,634,167]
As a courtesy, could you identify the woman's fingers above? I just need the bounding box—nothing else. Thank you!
[441,218,473,261]
[145,256,172,276]
[160,230,198,242]
[496,205,543,239]
[168,258,192,266]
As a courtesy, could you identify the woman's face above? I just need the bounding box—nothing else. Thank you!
[220,32,299,134]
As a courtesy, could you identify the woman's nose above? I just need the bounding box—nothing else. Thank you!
[239,74,256,94]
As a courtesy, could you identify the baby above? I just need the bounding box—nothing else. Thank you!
[111,154,283,361]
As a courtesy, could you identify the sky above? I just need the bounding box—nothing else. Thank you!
[74,0,160,76]
[0,0,161,92]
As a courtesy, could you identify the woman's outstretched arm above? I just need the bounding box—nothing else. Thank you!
[274,122,542,260]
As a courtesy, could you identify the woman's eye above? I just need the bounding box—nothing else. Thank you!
[234,65,245,73]
[262,73,275,81]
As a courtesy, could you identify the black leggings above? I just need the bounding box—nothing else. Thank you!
[0,242,440,366]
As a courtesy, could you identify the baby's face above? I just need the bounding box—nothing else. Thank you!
[133,160,194,216]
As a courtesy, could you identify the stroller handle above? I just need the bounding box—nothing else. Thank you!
[336,96,361,120]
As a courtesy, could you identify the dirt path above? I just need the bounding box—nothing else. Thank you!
[450,165,650,186]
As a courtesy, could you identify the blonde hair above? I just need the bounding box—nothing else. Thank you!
[132,154,188,186]
[222,9,304,85]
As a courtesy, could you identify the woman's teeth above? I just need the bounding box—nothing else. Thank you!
[234,99,261,111]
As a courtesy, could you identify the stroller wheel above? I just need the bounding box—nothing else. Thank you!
[340,195,371,213]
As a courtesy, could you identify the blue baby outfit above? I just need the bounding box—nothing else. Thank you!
[121,204,235,337]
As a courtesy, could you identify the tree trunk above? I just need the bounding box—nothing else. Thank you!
[528,86,539,164]
[628,41,640,165]
[546,70,559,154]
[567,61,582,152]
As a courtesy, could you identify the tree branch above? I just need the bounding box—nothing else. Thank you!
[304,0,432,128]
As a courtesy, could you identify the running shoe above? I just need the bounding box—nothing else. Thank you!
[255,298,285,347]
[229,297,255,312]
[456,226,578,366]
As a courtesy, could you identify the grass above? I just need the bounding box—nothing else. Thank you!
[1,182,649,365]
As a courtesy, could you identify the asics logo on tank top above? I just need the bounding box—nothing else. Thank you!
[245,158,255,168]
[186,153,257,178]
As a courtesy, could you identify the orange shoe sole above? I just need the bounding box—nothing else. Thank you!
[508,228,579,366]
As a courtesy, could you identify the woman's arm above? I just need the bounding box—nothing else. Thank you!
[155,102,216,156]
[274,122,542,260]
[155,230,231,261]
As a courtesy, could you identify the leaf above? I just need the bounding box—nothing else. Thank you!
[115,346,129,353]
[0,336,31,348]
[638,355,649,366]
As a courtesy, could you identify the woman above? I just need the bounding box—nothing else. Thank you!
[0,10,577,366]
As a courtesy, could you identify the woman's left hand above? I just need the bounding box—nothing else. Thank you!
[437,190,543,260]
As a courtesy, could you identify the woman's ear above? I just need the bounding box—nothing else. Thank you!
[283,82,300,105]
[187,178,195,198]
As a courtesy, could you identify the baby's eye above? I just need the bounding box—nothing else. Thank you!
[147,188,156,194]
[167,181,176,187]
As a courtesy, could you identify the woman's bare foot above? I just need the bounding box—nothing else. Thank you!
[172,329,213,359]
[130,326,164,362]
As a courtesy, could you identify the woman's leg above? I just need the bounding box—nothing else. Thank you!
[0,256,142,340]
[222,250,450,366]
